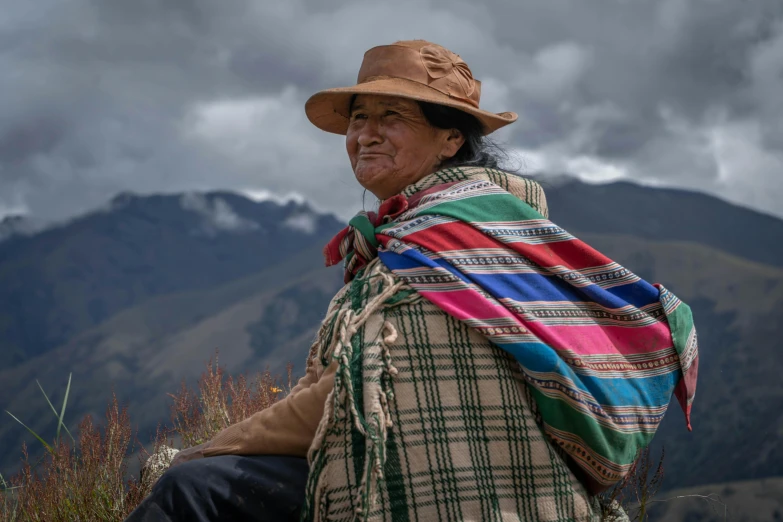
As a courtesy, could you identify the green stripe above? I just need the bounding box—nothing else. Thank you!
[530,388,653,466]
[382,307,412,522]
[667,300,695,358]
[384,411,411,521]
[350,274,369,513]
[422,192,546,223]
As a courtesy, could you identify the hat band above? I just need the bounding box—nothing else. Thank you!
[357,45,481,109]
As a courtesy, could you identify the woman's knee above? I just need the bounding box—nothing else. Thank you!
[126,459,217,521]
[151,458,209,499]
[127,455,308,521]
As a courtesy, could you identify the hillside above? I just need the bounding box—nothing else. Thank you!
[647,477,783,521]
[0,245,343,473]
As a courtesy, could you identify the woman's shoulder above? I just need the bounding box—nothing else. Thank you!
[406,166,549,218]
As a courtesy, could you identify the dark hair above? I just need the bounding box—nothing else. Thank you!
[416,101,509,170]
[347,95,510,170]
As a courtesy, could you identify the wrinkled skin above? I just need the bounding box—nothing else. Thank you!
[346,94,465,199]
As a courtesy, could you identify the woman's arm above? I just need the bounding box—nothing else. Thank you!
[171,286,349,466]
[167,359,337,467]
[201,360,337,458]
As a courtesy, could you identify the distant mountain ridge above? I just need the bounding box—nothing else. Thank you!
[0,191,344,369]
[541,177,783,268]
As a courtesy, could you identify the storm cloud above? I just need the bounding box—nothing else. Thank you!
[1,0,782,221]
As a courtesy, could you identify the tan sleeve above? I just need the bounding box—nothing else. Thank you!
[204,361,337,458]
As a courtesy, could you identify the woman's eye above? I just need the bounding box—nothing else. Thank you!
[350,113,366,121]
[384,110,398,117]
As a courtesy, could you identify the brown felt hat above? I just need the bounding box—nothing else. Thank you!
[305,40,517,136]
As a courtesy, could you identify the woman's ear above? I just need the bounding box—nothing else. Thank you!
[441,128,466,160]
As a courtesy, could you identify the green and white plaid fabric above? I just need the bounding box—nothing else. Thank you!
[301,259,602,522]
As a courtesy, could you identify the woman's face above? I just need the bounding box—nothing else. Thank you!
[346,94,464,200]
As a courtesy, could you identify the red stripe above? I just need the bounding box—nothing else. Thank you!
[400,221,614,270]
[522,239,614,271]
[403,221,498,250]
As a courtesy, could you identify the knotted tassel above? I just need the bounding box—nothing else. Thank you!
[304,263,406,522]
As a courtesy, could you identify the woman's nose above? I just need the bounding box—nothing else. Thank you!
[357,118,383,147]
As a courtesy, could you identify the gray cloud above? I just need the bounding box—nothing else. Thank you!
[1,0,781,222]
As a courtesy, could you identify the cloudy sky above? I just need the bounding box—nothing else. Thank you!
[2,0,783,222]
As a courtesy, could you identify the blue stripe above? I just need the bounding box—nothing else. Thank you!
[379,243,677,420]
[499,340,678,408]
[381,248,659,310]
[379,248,430,271]
[604,280,660,308]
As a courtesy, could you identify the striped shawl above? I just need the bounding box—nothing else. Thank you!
[303,166,697,521]
[302,259,603,521]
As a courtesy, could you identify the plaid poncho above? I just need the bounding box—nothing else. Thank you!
[304,166,697,521]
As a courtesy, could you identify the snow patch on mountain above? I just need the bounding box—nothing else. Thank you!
[0,215,45,242]
[240,188,307,206]
[283,212,318,234]
[180,193,260,236]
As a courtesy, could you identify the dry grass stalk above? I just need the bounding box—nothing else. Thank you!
[167,355,288,447]
[0,395,159,522]
[0,354,291,521]
[599,446,665,521]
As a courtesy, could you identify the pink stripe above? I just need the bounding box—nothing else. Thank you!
[526,323,673,355]
[421,289,673,356]
[419,289,515,321]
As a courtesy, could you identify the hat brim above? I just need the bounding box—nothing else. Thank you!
[305,77,517,136]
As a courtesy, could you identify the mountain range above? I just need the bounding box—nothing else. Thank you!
[0,177,781,521]
[0,191,343,369]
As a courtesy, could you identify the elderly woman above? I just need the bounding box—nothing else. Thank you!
[127,40,698,522]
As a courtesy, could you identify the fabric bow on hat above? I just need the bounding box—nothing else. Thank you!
[324,194,409,283]
[419,44,476,99]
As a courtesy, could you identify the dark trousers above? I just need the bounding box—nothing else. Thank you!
[125,455,309,522]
